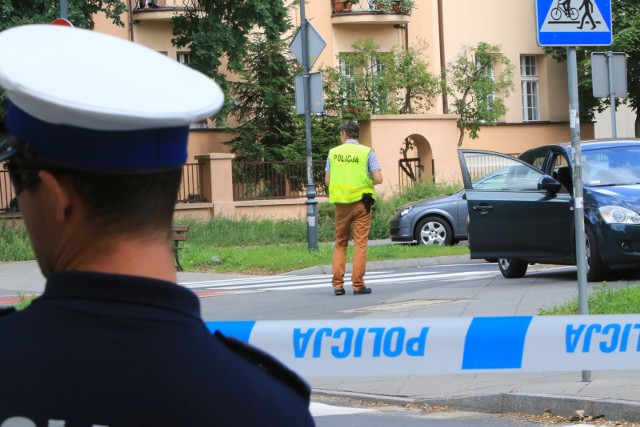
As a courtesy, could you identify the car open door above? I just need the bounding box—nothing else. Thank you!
[458,150,574,263]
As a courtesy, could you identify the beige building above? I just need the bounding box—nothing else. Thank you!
[92,0,594,218]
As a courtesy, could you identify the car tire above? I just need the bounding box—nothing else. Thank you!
[585,225,608,282]
[414,216,453,246]
[498,258,528,278]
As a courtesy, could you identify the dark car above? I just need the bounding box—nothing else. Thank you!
[390,169,507,245]
[459,139,640,282]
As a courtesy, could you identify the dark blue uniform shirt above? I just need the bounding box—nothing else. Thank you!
[0,271,315,426]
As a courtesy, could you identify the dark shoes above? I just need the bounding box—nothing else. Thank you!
[333,286,372,295]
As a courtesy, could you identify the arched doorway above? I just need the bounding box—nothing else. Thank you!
[398,134,433,190]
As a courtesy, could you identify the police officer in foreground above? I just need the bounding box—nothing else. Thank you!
[0,25,314,426]
[325,120,383,296]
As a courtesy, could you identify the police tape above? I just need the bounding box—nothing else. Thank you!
[206,315,640,377]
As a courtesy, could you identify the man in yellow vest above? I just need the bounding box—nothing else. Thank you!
[325,120,383,295]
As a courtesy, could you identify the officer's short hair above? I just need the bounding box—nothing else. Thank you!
[340,120,359,139]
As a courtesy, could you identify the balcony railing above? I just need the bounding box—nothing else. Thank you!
[133,0,189,10]
[331,0,413,24]
[232,160,327,201]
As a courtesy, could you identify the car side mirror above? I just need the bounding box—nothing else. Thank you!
[538,175,562,194]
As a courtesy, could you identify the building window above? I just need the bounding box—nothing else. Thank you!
[475,60,496,123]
[521,55,540,122]
[177,51,191,64]
[371,55,387,113]
[339,55,357,109]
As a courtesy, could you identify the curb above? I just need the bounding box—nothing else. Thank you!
[312,389,640,424]
[420,393,640,424]
[284,254,476,276]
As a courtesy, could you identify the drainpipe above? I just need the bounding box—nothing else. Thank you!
[127,0,136,42]
[437,0,448,113]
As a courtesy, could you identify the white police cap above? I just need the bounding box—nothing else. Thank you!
[0,24,224,171]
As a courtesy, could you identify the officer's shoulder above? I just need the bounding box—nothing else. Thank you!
[0,306,16,318]
[214,330,311,400]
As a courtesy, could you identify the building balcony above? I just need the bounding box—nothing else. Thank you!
[331,0,411,25]
[132,0,189,21]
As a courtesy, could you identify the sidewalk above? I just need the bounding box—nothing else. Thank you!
[1,258,640,423]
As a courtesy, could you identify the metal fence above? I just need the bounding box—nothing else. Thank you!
[177,163,202,203]
[398,157,437,190]
[0,162,203,213]
[0,166,17,213]
[232,160,328,200]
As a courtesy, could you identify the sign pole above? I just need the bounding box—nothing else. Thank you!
[606,51,617,138]
[60,0,68,19]
[299,3,319,251]
[567,46,591,382]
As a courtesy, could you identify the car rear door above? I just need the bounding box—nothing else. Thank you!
[458,150,574,261]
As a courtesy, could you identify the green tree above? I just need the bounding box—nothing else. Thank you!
[227,31,302,162]
[546,0,640,136]
[446,42,514,147]
[226,23,337,196]
[320,37,440,121]
[0,0,127,119]
[172,0,291,124]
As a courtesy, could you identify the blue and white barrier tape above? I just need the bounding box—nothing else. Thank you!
[206,315,640,377]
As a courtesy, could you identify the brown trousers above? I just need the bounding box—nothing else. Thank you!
[331,201,372,291]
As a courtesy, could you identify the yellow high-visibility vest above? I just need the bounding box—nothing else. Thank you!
[328,143,375,204]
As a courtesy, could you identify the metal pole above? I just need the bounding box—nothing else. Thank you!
[60,0,68,19]
[607,51,617,138]
[299,3,319,251]
[567,46,591,382]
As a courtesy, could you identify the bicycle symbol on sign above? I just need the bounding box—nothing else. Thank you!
[550,0,579,20]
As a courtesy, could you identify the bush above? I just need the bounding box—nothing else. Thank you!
[0,221,33,261]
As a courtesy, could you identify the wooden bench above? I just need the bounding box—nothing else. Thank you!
[171,225,189,272]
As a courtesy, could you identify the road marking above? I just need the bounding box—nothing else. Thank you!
[181,269,497,293]
[309,402,374,416]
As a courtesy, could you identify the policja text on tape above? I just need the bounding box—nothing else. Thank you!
[206,315,640,377]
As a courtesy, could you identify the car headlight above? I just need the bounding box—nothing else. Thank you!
[399,206,413,217]
[599,206,640,224]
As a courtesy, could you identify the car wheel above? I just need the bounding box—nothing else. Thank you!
[585,226,608,282]
[498,258,528,278]
[414,216,453,246]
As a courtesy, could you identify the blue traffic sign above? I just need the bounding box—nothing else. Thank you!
[536,0,612,46]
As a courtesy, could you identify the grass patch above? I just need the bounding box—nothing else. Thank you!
[1,180,466,273]
[182,242,469,274]
[14,293,36,310]
[539,283,640,315]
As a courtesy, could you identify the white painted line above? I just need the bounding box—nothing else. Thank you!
[309,402,374,417]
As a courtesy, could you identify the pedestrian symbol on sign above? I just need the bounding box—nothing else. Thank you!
[540,0,609,32]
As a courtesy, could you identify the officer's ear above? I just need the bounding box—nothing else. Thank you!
[38,170,74,223]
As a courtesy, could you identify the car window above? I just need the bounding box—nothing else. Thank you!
[583,146,640,186]
[473,168,508,190]
[519,147,548,170]
[550,154,571,193]
[463,152,545,191]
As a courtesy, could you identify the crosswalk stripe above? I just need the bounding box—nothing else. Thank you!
[181,270,497,292]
